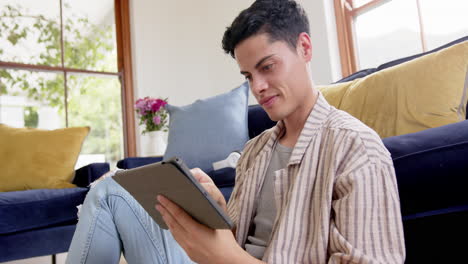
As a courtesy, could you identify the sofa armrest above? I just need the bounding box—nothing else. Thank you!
[116,157,163,169]
[73,163,110,187]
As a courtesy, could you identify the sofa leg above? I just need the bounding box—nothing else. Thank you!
[52,254,56,264]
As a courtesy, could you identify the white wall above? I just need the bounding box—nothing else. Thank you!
[130,1,253,106]
[299,0,342,84]
[130,0,341,154]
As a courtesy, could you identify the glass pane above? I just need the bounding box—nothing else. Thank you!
[419,0,468,50]
[63,0,118,72]
[0,69,65,129]
[354,0,423,69]
[67,74,123,169]
[0,0,61,66]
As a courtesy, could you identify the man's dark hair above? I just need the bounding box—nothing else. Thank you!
[222,0,310,58]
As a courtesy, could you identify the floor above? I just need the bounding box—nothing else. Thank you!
[1,253,127,264]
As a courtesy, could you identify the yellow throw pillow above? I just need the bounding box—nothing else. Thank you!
[318,80,358,108]
[319,41,468,138]
[0,124,90,192]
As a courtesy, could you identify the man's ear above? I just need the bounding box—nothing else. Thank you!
[296,32,312,61]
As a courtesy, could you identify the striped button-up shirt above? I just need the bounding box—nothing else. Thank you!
[227,93,405,263]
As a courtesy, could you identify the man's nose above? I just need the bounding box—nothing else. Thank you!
[250,77,268,95]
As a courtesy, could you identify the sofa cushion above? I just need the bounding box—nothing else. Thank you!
[0,187,88,235]
[0,124,89,191]
[164,83,249,173]
[247,105,277,139]
[336,36,468,120]
[219,186,234,204]
[335,68,377,83]
[209,168,236,202]
[383,120,468,217]
[318,41,468,138]
[207,167,236,188]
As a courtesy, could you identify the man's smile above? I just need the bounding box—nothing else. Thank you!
[259,95,278,108]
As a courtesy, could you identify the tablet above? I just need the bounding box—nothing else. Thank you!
[112,157,234,230]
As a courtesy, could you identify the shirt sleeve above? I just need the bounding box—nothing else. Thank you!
[328,162,406,263]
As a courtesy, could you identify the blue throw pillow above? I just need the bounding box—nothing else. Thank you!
[164,83,249,173]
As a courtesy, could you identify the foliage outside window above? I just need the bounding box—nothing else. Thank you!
[0,0,124,168]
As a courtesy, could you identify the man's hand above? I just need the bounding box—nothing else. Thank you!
[190,168,227,212]
[155,195,262,264]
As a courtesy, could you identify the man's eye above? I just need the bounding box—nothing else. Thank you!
[245,75,252,81]
[263,64,273,71]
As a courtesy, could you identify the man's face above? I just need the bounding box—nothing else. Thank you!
[234,33,313,122]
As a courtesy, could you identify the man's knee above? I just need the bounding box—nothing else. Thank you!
[76,177,116,219]
[85,177,117,204]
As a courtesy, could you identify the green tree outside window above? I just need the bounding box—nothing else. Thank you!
[0,2,123,165]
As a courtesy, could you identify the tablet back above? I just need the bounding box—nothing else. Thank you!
[112,159,233,230]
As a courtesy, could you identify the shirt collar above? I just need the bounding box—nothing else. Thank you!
[264,91,331,165]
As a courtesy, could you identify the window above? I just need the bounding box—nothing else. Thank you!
[334,0,468,77]
[0,0,136,168]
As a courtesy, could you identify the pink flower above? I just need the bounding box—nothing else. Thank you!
[135,98,147,113]
[151,99,168,112]
[153,115,161,125]
[158,99,168,107]
[145,99,154,112]
[151,101,162,112]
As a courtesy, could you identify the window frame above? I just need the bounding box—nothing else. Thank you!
[334,0,428,77]
[0,0,136,157]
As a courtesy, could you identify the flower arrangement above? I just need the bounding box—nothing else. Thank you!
[135,97,169,133]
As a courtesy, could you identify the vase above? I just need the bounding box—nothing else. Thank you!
[143,131,167,157]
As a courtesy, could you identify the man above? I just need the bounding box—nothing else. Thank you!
[66,0,405,263]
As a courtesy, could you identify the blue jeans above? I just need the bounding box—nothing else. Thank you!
[66,177,195,264]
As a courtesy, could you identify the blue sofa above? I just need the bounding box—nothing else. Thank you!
[0,163,109,263]
[118,36,467,263]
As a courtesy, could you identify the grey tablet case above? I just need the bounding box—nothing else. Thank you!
[112,157,234,230]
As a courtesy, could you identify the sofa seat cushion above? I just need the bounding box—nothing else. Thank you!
[0,187,88,235]
[383,120,468,217]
